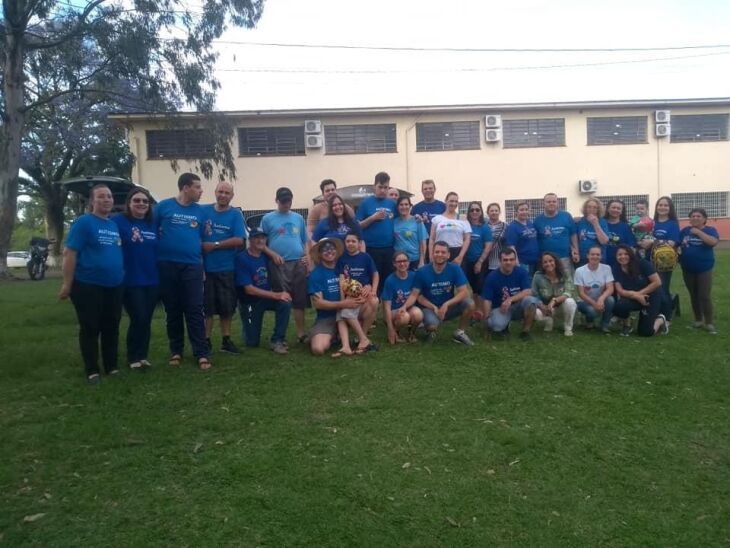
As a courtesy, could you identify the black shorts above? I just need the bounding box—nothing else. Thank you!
[204,271,237,317]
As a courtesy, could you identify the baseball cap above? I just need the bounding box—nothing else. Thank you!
[248,227,266,238]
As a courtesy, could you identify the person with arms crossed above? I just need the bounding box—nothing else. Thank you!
[154,172,211,371]
[576,197,610,265]
[533,192,578,273]
[411,179,446,245]
[505,201,539,274]
[202,181,246,354]
[574,244,615,333]
[603,199,636,268]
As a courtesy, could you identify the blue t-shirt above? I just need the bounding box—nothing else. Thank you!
[308,265,341,320]
[261,211,308,261]
[201,205,247,273]
[481,266,531,308]
[312,218,362,242]
[235,250,271,302]
[153,198,204,265]
[356,196,397,248]
[413,262,468,307]
[337,251,377,286]
[466,223,494,262]
[394,217,428,262]
[505,220,539,265]
[612,259,656,292]
[410,200,446,236]
[534,211,576,258]
[679,226,719,274]
[111,214,158,287]
[605,221,636,267]
[653,219,680,243]
[66,214,124,287]
[382,271,416,310]
[576,217,610,261]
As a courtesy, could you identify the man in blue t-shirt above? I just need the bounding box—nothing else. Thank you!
[402,241,475,345]
[533,192,578,273]
[154,172,211,370]
[202,181,247,354]
[356,171,397,295]
[235,227,292,354]
[411,179,446,253]
[481,248,540,340]
[261,187,310,344]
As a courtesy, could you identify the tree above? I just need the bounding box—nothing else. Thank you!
[1,0,264,275]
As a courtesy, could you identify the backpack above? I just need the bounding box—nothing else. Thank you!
[652,242,678,272]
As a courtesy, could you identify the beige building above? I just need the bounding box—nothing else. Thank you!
[110,98,730,233]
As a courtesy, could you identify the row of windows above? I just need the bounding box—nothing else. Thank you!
[146,114,730,158]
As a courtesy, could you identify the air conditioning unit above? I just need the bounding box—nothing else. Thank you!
[485,114,502,128]
[655,123,671,138]
[655,110,671,123]
[306,134,324,148]
[485,128,502,142]
[578,179,598,194]
[304,120,322,134]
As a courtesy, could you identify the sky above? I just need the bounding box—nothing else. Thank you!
[211,0,730,111]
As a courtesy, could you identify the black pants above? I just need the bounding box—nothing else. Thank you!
[613,291,662,337]
[368,246,394,297]
[70,281,124,376]
[123,285,159,363]
[158,261,208,359]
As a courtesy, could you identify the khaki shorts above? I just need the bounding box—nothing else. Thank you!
[310,316,337,337]
[270,259,310,309]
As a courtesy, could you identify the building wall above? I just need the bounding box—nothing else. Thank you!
[125,105,730,230]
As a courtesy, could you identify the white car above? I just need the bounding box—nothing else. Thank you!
[7,251,30,268]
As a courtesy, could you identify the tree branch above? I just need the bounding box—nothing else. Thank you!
[21,87,144,113]
[25,0,109,51]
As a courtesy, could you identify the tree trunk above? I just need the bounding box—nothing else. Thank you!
[42,185,68,259]
[0,23,26,276]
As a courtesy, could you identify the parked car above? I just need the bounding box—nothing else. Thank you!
[7,251,30,268]
[58,175,156,212]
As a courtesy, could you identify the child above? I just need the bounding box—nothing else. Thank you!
[629,199,654,257]
[336,233,380,334]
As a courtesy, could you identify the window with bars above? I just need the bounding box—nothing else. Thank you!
[416,121,480,152]
[458,200,482,218]
[595,194,650,217]
[146,129,215,158]
[324,123,397,154]
[503,118,565,148]
[238,126,305,156]
[671,192,729,218]
[587,116,648,145]
[504,197,568,222]
[670,114,729,143]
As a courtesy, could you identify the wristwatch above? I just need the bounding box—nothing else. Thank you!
[214,241,221,248]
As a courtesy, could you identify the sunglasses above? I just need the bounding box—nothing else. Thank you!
[131,198,149,204]
[469,208,481,212]
[320,245,336,253]
[394,259,409,264]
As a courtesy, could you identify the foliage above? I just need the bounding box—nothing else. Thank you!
[0,254,728,545]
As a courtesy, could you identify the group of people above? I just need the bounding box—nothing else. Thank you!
[59,172,720,384]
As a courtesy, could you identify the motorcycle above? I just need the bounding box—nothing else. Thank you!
[27,237,50,281]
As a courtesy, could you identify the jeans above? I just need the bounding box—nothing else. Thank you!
[577,296,615,328]
[70,281,124,376]
[658,270,674,321]
[421,298,474,329]
[613,292,662,337]
[238,291,292,347]
[486,295,540,332]
[682,269,714,325]
[158,261,208,359]
[123,285,159,363]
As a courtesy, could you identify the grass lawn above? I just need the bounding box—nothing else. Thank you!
[1,255,729,546]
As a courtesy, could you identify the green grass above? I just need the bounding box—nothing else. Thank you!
[1,256,729,546]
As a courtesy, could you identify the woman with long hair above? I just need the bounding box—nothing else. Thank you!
[312,193,362,243]
[504,201,539,274]
[382,251,424,344]
[679,208,719,334]
[429,191,471,265]
[532,251,577,336]
[393,195,427,270]
[59,185,125,384]
[612,244,668,337]
[464,201,493,310]
[576,197,609,265]
[603,198,636,268]
[643,196,681,323]
[485,203,506,275]
[112,188,159,371]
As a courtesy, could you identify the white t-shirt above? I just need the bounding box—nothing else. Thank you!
[431,215,471,248]
[574,263,614,301]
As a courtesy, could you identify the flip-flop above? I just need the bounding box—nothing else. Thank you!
[198,357,212,371]
[355,343,379,354]
[168,355,182,367]
[331,349,354,358]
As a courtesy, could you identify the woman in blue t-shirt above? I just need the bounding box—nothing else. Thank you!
[393,196,427,270]
[112,188,159,371]
[464,202,493,313]
[59,184,125,385]
[505,201,539,274]
[643,196,681,322]
[576,198,609,265]
[603,199,636,267]
[382,251,423,344]
[312,194,362,244]
[679,208,720,334]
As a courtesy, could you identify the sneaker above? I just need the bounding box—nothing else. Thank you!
[657,314,669,335]
[543,317,554,333]
[705,324,717,335]
[600,325,611,335]
[206,338,213,352]
[452,329,474,346]
[271,341,288,354]
[564,328,573,337]
[140,359,152,368]
[620,324,633,337]
[519,331,533,342]
[87,373,101,386]
[129,361,143,371]
[688,321,704,330]
[221,338,241,354]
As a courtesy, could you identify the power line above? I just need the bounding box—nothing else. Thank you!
[216,50,730,74]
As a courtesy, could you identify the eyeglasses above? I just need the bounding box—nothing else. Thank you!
[131,198,149,204]
[394,259,409,264]
[469,208,481,212]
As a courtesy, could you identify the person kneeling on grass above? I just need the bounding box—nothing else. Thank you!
[307,238,372,357]
[481,248,540,341]
[383,251,424,344]
[402,241,475,345]
[574,244,615,333]
[532,251,578,337]
[336,232,379,334]
[235,227,292,355]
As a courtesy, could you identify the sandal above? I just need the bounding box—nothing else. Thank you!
[168,354,182,367]
[198,357,212,371]
[355,343,379,354]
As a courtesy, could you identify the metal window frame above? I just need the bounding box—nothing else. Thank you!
[504,197,568,222]
[503,118,566,149]
[587,116,648,146]
[670,114,730,143]
[237,126,306,157]
[146,129,215,159]
[324,123,397,155]
[415,121,481,152]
